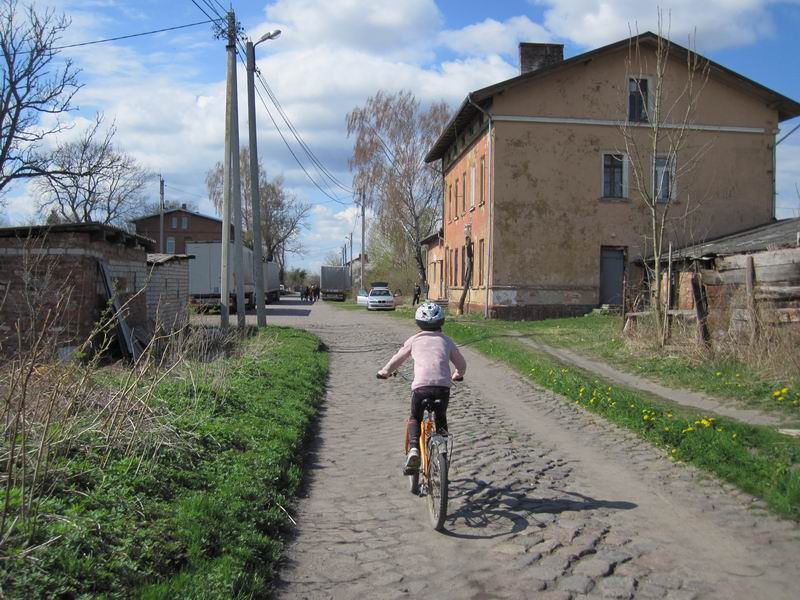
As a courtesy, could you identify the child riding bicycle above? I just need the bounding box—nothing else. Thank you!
[377,302,466,474]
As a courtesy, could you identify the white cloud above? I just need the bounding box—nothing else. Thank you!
[439,16,551,57]
[533,0,786,51]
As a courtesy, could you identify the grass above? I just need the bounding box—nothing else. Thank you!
[0,326,328,599]
[329,301,800,520]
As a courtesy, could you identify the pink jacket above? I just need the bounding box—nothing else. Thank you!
[379,331,467,389]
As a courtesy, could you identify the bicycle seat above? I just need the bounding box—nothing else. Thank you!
[419,397,445,412]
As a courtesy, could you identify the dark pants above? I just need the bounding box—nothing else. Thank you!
[408,386,449,451]
[412,292,420,305]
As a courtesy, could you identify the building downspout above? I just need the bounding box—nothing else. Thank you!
[467,93,494,319]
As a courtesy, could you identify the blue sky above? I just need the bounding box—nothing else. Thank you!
[3,0,799,273]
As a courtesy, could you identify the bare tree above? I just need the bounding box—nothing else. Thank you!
[206,147,310,260]
[619,19,710,342]
[0,0,81,203]
[347,90,449,283]
[35,115,152,225]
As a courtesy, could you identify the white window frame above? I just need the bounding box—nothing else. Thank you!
[627,76,654,123]
[181,215,188,229]
[654,154,676,203]
[166,236,176,254]
[600,152,629,199]
[171,216,177,229]
[469,165,476,209]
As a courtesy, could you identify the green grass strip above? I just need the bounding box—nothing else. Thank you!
[444,321,800,521]
[1,327,328,599]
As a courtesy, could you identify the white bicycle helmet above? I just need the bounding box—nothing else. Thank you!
[415,302,445,331]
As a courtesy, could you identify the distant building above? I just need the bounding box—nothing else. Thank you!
[131,205,232,254]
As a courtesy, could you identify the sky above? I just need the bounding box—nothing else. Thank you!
[2,0,799,274]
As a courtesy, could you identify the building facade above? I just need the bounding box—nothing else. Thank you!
[132,206,229,255]
[426,33,800,319]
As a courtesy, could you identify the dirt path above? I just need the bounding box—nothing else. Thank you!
[244,300,799,599]
[511,334,784,427]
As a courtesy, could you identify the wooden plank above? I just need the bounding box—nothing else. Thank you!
[691,271,711,347]
[718,248,800,270]
[755,285,800,301]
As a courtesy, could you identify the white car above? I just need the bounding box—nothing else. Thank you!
[367,287,395,311]
[356,288,369,306]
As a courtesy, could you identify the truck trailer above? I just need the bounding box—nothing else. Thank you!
[187,241,255,309]
[320,266,350,301]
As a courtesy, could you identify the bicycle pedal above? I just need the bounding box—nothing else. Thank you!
[403,466,420,476]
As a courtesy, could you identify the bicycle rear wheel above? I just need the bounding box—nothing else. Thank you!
[426,443,448,531]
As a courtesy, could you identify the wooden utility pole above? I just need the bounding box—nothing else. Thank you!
[220,10,236,331]
[159,175,165,253]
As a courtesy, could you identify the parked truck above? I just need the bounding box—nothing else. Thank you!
[187,241,255,310]
[262,260,281,304]
[320,266,350,301]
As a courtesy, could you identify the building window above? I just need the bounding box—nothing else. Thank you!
[655,156,675,203]
[462,172,467,213]
[448,183,452,221]
[454,248,459,287]
[181,216,188,229]
[454,180,459,219]
[171,216,177,229]
[479,156,485,205]
[478,238,485,286]
[628,78,649,122]
[461,245,466,287]
[602,153,627,199]
[469,165,476,209]
[166,236,176,253]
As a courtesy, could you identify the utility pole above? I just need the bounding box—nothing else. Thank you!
[360,191,365,291]
[229,11,246,330]
[246,39,266,328]
[220,10,236,331]
[159,175,165,253]
[348,231,353,291]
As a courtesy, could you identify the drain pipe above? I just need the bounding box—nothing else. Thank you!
[468,93,494,319]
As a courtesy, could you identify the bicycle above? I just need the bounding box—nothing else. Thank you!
[381,371,457,531]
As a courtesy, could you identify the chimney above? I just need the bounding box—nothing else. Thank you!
[181,203,187,210]
[519,42,564,75]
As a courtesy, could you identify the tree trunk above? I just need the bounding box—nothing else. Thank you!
[458,240,474,315]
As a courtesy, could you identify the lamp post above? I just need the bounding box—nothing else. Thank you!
[458,222,474,315]
[246,29,281,328]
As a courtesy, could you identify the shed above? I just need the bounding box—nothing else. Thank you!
[145,253,193,334]
[0,223,155,357]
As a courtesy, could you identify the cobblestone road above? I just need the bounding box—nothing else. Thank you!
[257,300,800,600]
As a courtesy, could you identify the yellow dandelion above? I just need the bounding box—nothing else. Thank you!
[671,448,677,454]
[732,432,738,439]
[715,371,722,376]
[643,415,650,421]
[667,412,673,418]
[782,387,790,394]
[773,390,782,397]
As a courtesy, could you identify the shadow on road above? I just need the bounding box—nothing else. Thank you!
[443,478,636,539]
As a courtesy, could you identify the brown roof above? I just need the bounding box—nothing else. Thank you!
[131,208,222,224]
[426,32,800,163]
[0,222,156,251]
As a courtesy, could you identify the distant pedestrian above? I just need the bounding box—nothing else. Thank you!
[412,283,421,306]
[300,287,306,302]
[313,285,319,301]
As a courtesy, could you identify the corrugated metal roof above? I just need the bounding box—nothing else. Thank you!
[146,253,194,265]
[669,218,800,260]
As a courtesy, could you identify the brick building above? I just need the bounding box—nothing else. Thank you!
[421,230,446,302]
[0,223,155,356]
[425,32,800,319]
[131,206,231,254]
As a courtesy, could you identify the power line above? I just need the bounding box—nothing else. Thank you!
[189,0,224,24]
[30,19,218,53]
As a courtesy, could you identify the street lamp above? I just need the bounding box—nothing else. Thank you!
[245,30,281,328]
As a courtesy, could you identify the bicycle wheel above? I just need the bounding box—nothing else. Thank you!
[426,442,448,531]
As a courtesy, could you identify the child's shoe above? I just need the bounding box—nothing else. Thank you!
[404,448,420,474]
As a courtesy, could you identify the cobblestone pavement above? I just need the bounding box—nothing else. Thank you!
[231,301,800,599]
